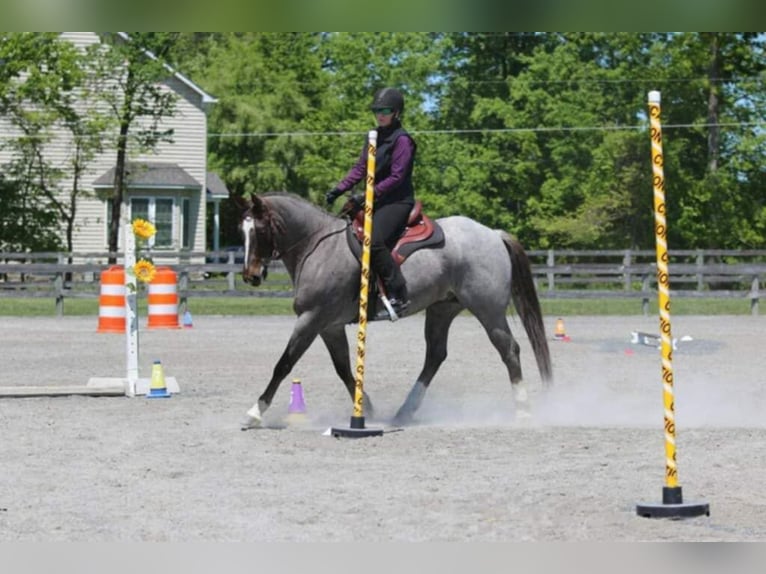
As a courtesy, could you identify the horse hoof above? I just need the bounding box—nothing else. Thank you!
[515,409,534,426]
[391,410,414,427]
[240,416,261,430]
[240,402,265,430]
[240,410,263,430]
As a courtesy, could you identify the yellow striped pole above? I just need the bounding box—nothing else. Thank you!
[649,90,678,492]
[350,130,377,425]
[637,91,708,518]
[331,130,383,438]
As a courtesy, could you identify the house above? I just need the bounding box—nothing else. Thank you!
[0,32,227,261]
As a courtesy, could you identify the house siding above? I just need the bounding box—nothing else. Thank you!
[0,32,212,260]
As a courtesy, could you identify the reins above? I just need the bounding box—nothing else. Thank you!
[255,199,348,285]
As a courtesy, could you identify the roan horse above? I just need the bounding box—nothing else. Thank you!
[234,192,552,430]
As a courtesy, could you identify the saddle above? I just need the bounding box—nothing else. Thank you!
[346,199,445,265]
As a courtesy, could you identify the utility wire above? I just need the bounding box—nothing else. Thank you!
[206,122,766,138]
[1,121,764,141]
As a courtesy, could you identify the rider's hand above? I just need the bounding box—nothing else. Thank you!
[325,188,343,205]
[349,194,364,210]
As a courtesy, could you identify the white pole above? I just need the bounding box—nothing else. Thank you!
[124,222,139,397]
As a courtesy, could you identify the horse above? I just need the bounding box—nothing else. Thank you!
[233,192,552,430]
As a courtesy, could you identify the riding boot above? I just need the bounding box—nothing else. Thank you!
[388,282,409,314]
[371,244,409,316]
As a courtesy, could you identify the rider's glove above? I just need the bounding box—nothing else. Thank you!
[349,194,364,210]
[325,188,343,205]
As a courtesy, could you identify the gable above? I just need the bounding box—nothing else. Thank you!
[60,33,217,113]
[1,33,217,255]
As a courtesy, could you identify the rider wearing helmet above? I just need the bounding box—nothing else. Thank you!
[326,87,416,316]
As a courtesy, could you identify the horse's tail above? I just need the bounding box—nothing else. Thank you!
[501,232,553,385]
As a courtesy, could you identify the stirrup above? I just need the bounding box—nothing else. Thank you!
[376,295,409,321]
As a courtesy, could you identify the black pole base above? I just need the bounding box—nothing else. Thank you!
[330,416,384,439]
[636,487,710,519]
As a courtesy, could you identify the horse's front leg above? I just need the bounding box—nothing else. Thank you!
[320,324,375,420]
[241,312,322,430]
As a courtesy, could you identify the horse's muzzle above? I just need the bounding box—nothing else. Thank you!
[243,264,267,287]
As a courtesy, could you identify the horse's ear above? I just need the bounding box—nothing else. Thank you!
[230,193,252,212]
[251,194,266,217]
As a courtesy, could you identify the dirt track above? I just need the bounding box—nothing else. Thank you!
[1,314,764,541]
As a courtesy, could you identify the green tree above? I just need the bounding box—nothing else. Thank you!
[185,33,324,202]
[0,33,81,252]
[654,33,766,249]
[90,32,179,261]
[167,32,766,252]
[316,32,443,207]
[187,32,442,212]
[463,33,658,247]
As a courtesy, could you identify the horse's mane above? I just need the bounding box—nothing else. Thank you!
[260,191,340,224]
[251,192,344,253]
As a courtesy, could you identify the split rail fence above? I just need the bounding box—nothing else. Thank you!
[1,249,764,316]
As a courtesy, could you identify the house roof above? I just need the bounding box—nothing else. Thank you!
[206,172,230,200]
[113,32,217,106]
[93,162,202,189]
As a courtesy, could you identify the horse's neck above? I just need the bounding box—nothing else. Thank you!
[270,197,339,275]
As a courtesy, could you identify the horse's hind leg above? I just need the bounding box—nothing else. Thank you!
[475,312,530,418]
[393,300,463,425]
[320,324,374,419]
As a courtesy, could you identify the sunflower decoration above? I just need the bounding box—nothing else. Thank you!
[133,259,157,284]
[132,218,156,241]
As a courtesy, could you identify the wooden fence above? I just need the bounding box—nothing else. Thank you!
[1,249,764,316]
[526,249,765,315]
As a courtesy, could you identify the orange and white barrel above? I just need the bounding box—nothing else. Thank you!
[97,265,126,333]
[147,266,180,329]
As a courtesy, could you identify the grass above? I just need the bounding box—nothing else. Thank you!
[0,296,755,317]
[541,298,754,316]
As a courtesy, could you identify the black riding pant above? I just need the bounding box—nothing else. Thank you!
[371,200,412,298]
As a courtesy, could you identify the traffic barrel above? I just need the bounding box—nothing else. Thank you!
[147,266,180,329]
[97,265,126,333]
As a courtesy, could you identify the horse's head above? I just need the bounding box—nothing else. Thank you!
[233,194,280,287]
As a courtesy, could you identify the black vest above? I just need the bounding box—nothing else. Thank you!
[369,123,416,207]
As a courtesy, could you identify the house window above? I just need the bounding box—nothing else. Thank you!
[130,197,174,249]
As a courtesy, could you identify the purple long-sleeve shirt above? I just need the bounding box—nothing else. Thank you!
[336,135,415,200]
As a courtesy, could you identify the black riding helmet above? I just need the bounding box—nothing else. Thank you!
[370,87,404,114]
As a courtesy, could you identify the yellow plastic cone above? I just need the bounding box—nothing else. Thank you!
[147,360,171,398]
[554,318,570,341]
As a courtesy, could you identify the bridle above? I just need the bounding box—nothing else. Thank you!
[241,202,347,285]
[241,210,281,282]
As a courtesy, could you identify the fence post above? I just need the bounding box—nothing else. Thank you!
[546,249,555,292]
[696,249,704,291]
[641,274,650,316]
[623,249,632,291]
[178,270,189,312]
[227,250,236,291]
[54,253,65,317]
[750,276,759,316]
[54,272,64,317]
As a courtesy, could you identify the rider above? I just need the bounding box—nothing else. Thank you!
[325,87,416,315]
